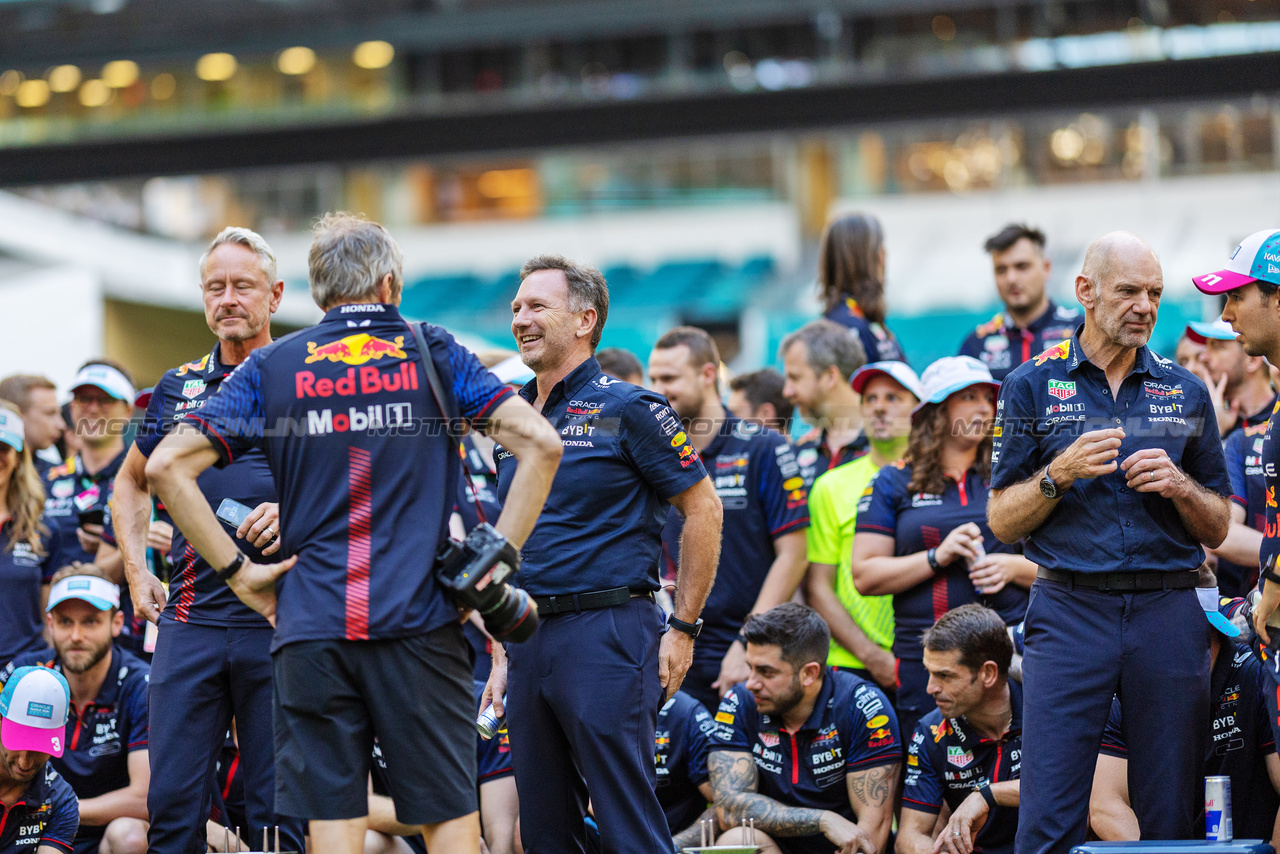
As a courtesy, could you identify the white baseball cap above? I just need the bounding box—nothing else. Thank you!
[1197,587,1241,638]
[851,361,925,401]
[0,666,70,757]
[1193,229,1280,294]
[71,364,135,402]
[0,407,24,453]
[47,575,120,612]
[912,356,1000,421]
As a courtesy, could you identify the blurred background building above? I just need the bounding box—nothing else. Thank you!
[2,0,1278,389]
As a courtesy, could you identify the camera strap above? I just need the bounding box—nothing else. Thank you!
[404,321,489,525]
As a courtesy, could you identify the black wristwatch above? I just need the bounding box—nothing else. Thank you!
[667,614,704,639]
[1039,465,1066,500]
[216,551,248,582]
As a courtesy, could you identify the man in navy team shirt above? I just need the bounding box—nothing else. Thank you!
[958,224,1081,382]
[0,665,80,854]
[4,567,150,854]
[484,254,722,854]
[111,227,304,854]
[988,232,1231,853]
[650,326,809,709]
[781,321,870,482]
[898,605,1023,854]
[656,690,717,849]
[709,604,900,854]
[145,214,562,854]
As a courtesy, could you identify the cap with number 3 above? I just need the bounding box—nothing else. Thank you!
[0,666,70,757]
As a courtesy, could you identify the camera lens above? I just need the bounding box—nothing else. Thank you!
[480,585,539,643]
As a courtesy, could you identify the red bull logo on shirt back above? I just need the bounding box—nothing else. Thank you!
[305,334,407,365]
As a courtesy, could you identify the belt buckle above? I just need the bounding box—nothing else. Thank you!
[546,595,559,614]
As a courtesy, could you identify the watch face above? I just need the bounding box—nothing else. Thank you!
[1039,477,1057,499]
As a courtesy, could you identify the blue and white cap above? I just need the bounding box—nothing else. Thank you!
[0,666,70,757]
[851,361,925,401]
[912,356,1000,421]
[1198,587,1241,638]
[0,407,23,453]
[47,574,120,612]
[71,364,135,402]
[1185,319,1238,344]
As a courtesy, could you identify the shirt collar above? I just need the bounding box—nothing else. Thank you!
[950,679,1023,744]
[320,303,405,324]
[1065,326,1167,379]
[518,356,602,410]
[1001,300,1060,334]
[794,669,838,733]
[71,449,125,483]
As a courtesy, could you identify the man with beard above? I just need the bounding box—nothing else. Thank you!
[959,224,1080,382]
[650,326,808,708]
[110,227,304,854]
[988,232,1231,853]
[781,321,869,483]
[0,663,79,853]
[708,604,900,854]
[4,566,149,854]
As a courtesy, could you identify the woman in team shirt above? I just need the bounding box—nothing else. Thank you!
[817,212,909,364]
[0,400,62,664]
[850,356,1034,740]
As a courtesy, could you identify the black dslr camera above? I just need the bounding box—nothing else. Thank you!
[436,523,539,643]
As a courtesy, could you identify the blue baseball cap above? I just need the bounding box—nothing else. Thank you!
[851,361,925,401]
[0,407,23,453]
[1193,228,1280,294]
[47,575,120,612]
[912,356,1000,422]
[1185,320,1238,344]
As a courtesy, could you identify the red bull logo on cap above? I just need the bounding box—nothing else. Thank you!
[306,334,407,366]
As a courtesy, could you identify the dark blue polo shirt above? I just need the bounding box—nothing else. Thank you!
[189,303,514,651]
[0,519,62,666]
[710,669,901,854]
[903,681,1024,854]
[1223,393,1278,441]
[823,300,908,364]
[795,429,869,486]
[1100,643,1276,838]
[43,452,123,566]
[990,332,1231,573]
[0,764,78,853]
[855,462,1028,663]
[661,416,808,654]
[655,690,715,834]
[958,300,1081,381]
[1222,420,1270,596]
[134,345,278,627]
[2,646,148,849]
[494,357,707,597]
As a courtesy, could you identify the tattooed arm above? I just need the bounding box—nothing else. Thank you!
[848,763,900,854]
[671,783,718,850]
[709,751,874,851]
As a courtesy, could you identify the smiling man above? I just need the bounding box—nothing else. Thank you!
[987,232,1231,854]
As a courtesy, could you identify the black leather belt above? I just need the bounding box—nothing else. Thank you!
[534,587,653,616]
[1036,567,1198,592]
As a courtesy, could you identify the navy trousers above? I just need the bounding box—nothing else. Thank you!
[147,619,305,854]
[506,597,670,854]
[1016,580,1209,854]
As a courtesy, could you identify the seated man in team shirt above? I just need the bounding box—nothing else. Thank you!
[365,682,519,854]
[1089,568,1280,845]
[0,664,80,854]
[898,605,1022,854]
[657,690,717,850]
[2,566,150,854]
[708,604,900,854]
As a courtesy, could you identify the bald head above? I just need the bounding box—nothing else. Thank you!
[1076,231,1163,350]
[1081,232,1160,285]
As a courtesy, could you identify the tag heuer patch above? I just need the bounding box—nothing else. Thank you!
[946,746,973,767]
[182,380,207,400]
[1047,380,1076,401]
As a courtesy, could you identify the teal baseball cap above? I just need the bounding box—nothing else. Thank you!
[1185,320,1238,344]
[0,407,23,453]
[1193,228,1280,294]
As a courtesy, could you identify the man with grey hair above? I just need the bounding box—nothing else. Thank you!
[780,319,869,484]
[987,232,1231,854]
[144,213,562,854]
[111,224,305,853]
[484,253,723,853]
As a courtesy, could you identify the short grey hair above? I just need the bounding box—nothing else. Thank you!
[520,254,609,350]
[780,319,867,381]
[199,226,277,284]
[309,212,404,311]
